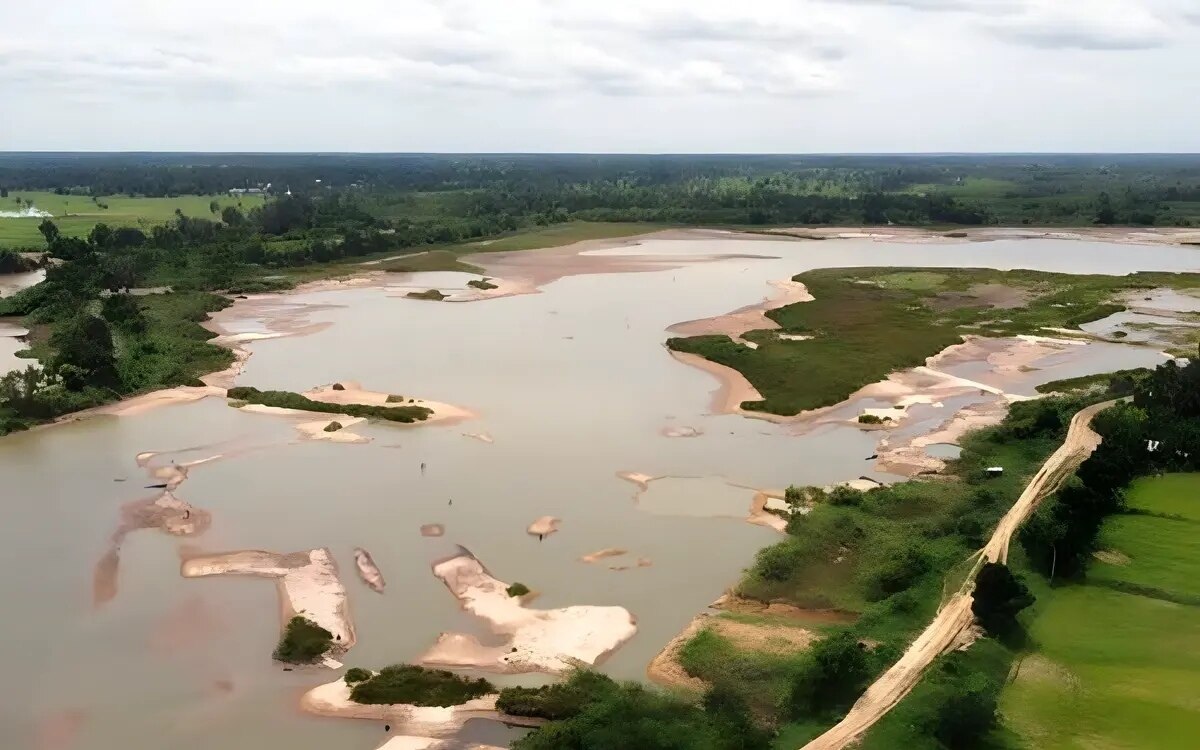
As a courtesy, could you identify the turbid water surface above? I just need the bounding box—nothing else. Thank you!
[1,235,1196,750]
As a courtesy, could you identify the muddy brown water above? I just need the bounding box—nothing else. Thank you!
[0,236,1196,749]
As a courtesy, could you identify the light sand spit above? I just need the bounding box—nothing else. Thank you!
[181,547,356,652]
[353,547,386,593]
[420,547,636,674]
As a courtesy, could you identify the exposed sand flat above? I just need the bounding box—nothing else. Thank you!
[875,399,1009,476]
[94,452,219,606]
[526,516,560,537]
[353,547,386,593]
[462,431,495,443]
[420,547,637,674]
[747,491,789,533]
[763,225,1200,246]
[181,547,356,651]
[668,350,766,417]
[420,524,445,537]
[661,424,702,438]
[447,276,538,302]
[296,416,370,443]
[300,677,543,737]
[580,548,627,564]
[304,382,475,425]
[616,471,659,491]
[668,277,813,345]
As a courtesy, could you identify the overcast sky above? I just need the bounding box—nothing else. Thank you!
[2,0,1198,152]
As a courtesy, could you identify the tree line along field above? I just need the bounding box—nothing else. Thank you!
[1000,473,1200,750]
[0,191,266,248]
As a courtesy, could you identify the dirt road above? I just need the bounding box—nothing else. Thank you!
[800,399,1116,750]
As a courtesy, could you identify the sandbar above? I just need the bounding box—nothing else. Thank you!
[526,516,560,537]
[181,547,356,651]
[420,547,637,674]
[353,547,386,593]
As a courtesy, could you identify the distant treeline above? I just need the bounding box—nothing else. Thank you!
[4,152,1200,227]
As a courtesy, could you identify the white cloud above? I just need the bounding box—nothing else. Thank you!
[0,0,1197,150]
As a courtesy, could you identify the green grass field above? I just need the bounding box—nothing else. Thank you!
[1001,473,1200,750]
[0,191,266,248]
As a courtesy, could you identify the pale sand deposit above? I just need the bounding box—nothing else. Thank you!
[300,677,543,737]
[420,524,445,537]
[181,547,356,651]
[763,225,1200,246]
[661,425,703,438]
[668,350,766,417]
[616,471,659,491]
[353,547,386,593]
[668,277,813,345]
[420,547,637,674]
[526,516,560,537]
[875,400,1010,476]
[462,431,495,443]
[747,491,789,533]
[94,452,217,606]
[580,548,627,564]
[304,382,475,425]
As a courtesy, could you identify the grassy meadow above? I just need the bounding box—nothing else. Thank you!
[0,191,266,248]
[1000,473,1200,749]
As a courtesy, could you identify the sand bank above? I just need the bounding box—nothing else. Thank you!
[181,547,356,651]
[580,548,627,564]
[304,382,475,425]
[462,431,495,443]
[420,547,636,674]
[661,424,702,438]
[747,491,789,533]
[353,547,386,593]
[526,516,560,537]
[667,277,813,345]
[616,471,659,491]
[762,225,1200,246]
[420,524,445,537]
[300,677,543,737]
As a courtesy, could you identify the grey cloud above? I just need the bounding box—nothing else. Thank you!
[991,26,1167,50]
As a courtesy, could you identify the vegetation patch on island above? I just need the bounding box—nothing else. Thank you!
[348,664,494,706]
[274,616,334,664]
[226,386,432,423]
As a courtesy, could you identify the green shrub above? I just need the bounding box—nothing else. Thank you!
[273,616,333,663]
[324,421,343,432]
[857,414,884,425]
[467,278,498,290]
[506,582,531,597]
[226,386,432,423]
[349,664,494,706]
[344,667,372,684]
[385,394,405,402]
[786,631,870,718]
[498,670,617,719]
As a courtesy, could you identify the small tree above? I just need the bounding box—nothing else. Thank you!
[0,187,8,198]
[209,199,220,214]
[787,631,870,716]
[51,314,118,390]
[972,562,1034,636]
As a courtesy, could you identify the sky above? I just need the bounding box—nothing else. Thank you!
[1,0,1198,153]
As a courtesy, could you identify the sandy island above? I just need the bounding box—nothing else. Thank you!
[526,516,560,537]
[420,547,636,674]
[300,676,543,739]
[353,547,386,593]
[181,547,356,652]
